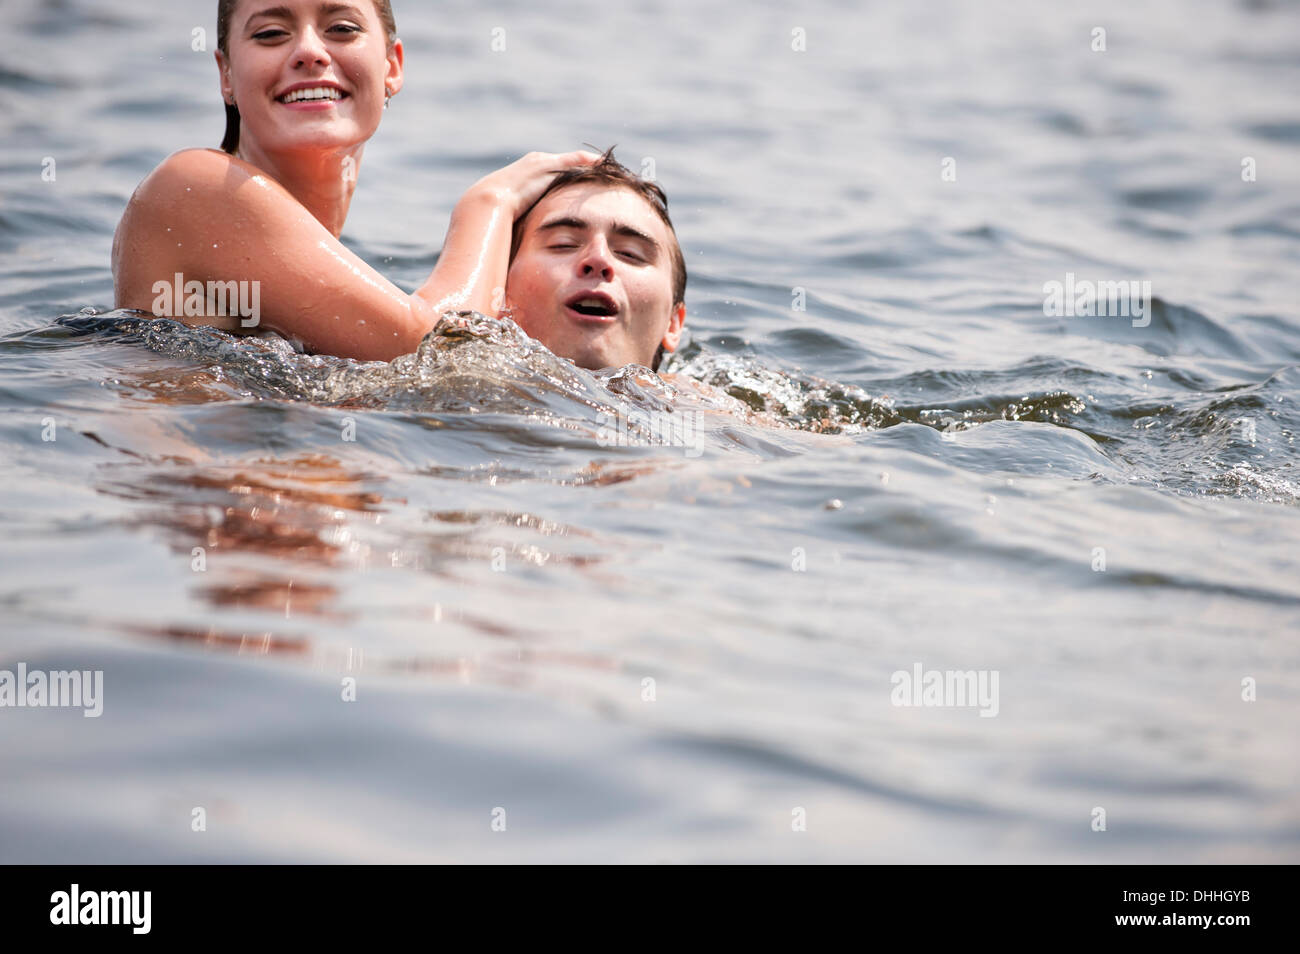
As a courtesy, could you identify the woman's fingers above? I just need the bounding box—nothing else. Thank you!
[528,150,600,186]
[563,150,603,165]
[468,149,607,216]
[519,149,601,172]
[506,151,603,214]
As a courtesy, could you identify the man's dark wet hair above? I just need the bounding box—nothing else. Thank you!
[510,148,686,372]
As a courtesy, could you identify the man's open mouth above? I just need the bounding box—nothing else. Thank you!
[565,292,619,318]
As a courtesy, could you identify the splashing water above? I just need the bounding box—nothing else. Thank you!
[41,307,1300,504]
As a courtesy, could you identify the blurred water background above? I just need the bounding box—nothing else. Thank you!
[1,0,1298,862]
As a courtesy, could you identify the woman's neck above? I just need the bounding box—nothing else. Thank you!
[235,140,364,238]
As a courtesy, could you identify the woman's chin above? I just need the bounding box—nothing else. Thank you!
[262,120,374,154]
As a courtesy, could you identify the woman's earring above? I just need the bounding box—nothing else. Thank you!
[384,92,392,109]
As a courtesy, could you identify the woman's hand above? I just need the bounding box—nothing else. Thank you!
[464,150,602,219]
[414,150,602,320]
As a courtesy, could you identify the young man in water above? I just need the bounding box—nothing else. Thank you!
[502,153,686,373]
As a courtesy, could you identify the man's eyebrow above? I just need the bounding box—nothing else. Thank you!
[536,216,589,233]
[536,216,661,252]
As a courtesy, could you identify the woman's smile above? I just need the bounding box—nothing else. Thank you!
[275,82,350,108]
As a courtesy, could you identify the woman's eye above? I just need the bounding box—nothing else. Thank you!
[251,23,360,41]
[548,244,578,251]
[617,250,646,262]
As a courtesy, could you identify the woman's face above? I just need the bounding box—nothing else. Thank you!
[217,0,402,157]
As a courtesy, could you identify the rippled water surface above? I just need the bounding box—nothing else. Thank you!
[2,0,1299,862]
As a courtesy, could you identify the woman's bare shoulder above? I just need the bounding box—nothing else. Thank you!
[115,149,303,267]
[129,149,278,207]
[114,149,288,309]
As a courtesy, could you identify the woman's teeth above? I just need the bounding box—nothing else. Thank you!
[280,87,345,103]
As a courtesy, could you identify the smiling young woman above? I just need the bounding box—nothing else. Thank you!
[112,0,596,361]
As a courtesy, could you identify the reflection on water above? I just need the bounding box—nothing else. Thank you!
[91,446,629,709]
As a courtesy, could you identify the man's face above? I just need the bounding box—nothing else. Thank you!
[504,183,685,371]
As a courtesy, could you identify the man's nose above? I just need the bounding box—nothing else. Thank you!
[578,240,614,281]
[291,28,332,69]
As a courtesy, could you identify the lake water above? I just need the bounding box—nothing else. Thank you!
[1,0,1298,862]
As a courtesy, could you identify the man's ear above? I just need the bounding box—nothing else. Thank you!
[660,302,686,352]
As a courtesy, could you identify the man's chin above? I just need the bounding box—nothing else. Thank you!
[554,334,617,371]
[542,326,639,371]
[569,351,611,372]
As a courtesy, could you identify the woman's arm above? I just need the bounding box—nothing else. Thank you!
[415,151,599,319]
[113,148,595,361]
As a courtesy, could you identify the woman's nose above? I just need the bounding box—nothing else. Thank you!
[291,28,332,69]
